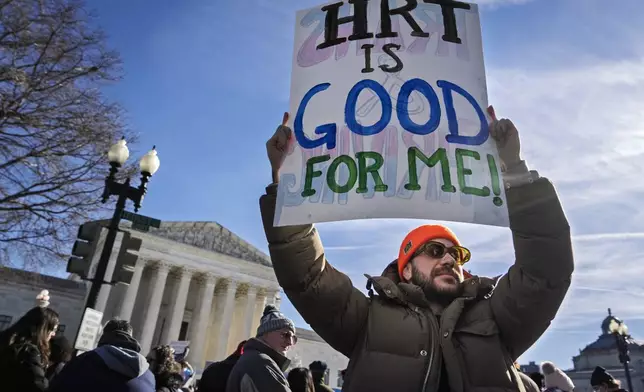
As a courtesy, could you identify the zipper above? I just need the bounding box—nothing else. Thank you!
[420,307,439,392]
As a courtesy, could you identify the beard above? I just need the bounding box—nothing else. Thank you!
[410,263,463,304]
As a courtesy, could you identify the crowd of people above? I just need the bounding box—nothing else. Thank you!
[0,300,336,392]
[0,300,632,392]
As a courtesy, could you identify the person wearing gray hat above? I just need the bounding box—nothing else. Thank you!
[226,305,297,392]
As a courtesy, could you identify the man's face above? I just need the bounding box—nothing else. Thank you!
[402,238,465,303]
[262,328,297,355]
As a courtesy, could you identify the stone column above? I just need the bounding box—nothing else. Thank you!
[186,274,216,368]
[117,259,146,321]
[139,262,170,355]
[251,291,269,334]
[264,288,279,308]
[274,290,282,310]
[241,285,258,340]
[213,280,239,360]
[95,231,124,313]
[160,268,193,344]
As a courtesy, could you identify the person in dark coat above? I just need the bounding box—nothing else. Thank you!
[287,368,315,392]
[518,372,542,392]
[591,366,628,392]
[48,319,155,392]
[147,345,184,392]
[46,334,73,382]
[226,305,296,392]
[0,306,59,392]
[529,372,545,390]
[260,109,574,391]
[198,340,247,392]
[308,361,333,392]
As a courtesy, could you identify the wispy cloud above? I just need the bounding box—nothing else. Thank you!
[572,232,644,241]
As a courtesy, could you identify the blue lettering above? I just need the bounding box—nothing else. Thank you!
[437,80,489,146]
[397,78,441,135]
[345,79,391,136]
[296,79,487,151]
[295,83,338,150]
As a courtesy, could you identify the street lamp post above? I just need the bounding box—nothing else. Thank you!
[609,318,634,392]
[84,139,160,311]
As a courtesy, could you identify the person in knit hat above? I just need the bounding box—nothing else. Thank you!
[226,305,295,392]
[591,366,626,392]
[261,108,574,391]
[541,361,575,392]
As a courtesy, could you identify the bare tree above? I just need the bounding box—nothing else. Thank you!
[0,0,136,267]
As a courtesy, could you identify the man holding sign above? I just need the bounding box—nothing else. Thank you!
[260,108,573,392]
[260,1,573,391]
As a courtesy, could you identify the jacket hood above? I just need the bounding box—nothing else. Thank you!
[95,345,150,379]
[364,259,497,307]
[244,338,291,371]
[98,330,141,353]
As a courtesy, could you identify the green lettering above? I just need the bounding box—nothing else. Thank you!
[327,155,358,194]
[356,151,388,194]
[404,147,456,193]
[487,154,504,207]
[302,155,331,197]
[456,149,490,197]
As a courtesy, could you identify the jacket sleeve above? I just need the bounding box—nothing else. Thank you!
[260,183,370,357]
[240,355,291,392]
[18,344,49,392]
[241,368,290,392]
[490,176,573,359]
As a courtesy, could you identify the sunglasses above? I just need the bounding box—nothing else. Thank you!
[414,241,471,265]
[281,332,298,344]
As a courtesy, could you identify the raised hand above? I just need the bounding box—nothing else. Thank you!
[488,105,522,172]
[266,112,293,183]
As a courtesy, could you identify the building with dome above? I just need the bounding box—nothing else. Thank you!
[565,309,644,392]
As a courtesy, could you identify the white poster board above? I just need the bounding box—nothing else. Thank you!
[74,307,103,351]
[170,340,190,356]
[277,0,509,227]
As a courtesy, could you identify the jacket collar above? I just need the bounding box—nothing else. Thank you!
[365,260,497,308]
[244,338,291,371]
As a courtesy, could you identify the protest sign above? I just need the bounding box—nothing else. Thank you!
[170,340,190,357]
[276,0,509,227]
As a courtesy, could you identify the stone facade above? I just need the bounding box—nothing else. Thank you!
[147,221,272,267]
[286,329,349,390]
[0,267,86,339]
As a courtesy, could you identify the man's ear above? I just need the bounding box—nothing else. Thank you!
[402,262,413,282]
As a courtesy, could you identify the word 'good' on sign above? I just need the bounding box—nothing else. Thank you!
[276,0,509,227]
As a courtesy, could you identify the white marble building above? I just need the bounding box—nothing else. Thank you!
[90,221,283,370]
[287,329,349,389]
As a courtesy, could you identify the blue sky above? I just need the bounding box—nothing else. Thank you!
[68,0,644,370]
